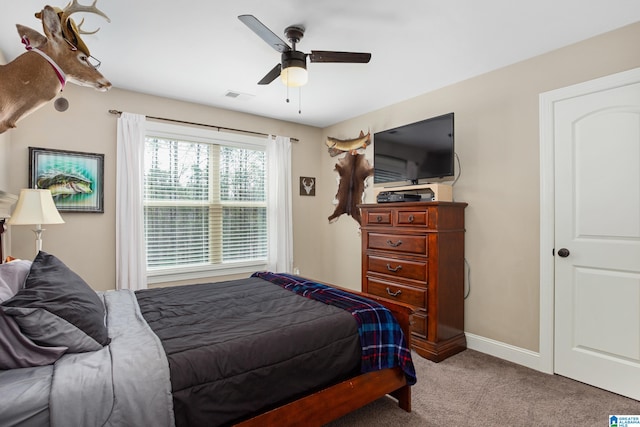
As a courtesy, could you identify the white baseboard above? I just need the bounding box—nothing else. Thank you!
[465,333,545,372]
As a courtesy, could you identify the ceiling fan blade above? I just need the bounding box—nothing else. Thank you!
[310,51,371,63]
[238,15,291,53]
[258,63,282,85]
[309,50,371,64]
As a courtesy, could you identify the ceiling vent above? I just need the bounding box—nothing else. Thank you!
[224,90,255,101]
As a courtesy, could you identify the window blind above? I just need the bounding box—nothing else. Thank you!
[144,136,267,273]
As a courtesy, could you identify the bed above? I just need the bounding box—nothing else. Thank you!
[0,251,416,426]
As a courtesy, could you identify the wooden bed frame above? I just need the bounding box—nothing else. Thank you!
[0,190,18,263]
[237,287,414,427]
[0,218,7,262]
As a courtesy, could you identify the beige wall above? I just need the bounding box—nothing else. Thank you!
[0,49,9,190]
[5,86,323,290]
[2,22,639,355]
[320,21,640,352]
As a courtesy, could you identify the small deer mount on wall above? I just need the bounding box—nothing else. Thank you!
[0,1,111,134]
[300,177,315,196]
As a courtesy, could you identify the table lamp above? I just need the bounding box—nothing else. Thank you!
[7,189,64,254]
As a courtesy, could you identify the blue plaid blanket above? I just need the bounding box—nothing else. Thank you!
[252,272,417,385]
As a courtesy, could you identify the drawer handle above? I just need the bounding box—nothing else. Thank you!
[376,215,383,223]
[386,287,402,297]
[386,263,403,272]
[408,215,415,223]
[386,239,403,247]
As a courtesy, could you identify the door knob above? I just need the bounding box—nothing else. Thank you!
[557,248,570,258]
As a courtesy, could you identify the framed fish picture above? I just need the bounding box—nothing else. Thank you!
[29,147,104,213]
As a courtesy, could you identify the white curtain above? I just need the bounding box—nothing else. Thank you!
[266,135,293,273]
[116,112,147,290]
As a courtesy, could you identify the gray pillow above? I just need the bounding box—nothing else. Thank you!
[0,260,31,302]
[1,252,110,352]
[0,309,67,369]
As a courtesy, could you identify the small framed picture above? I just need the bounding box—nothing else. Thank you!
[29,147,104,213]
[300,176,316,196]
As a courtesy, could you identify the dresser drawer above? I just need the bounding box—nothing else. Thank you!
[367,232,427,255]
[365,211,391,225]
[397,210,427,226]
[366,278,426,309]
[367,255,428,282]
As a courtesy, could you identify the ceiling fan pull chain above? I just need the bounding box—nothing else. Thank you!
[298,87,302,114]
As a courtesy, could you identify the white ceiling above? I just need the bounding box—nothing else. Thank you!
[2,1,640,128]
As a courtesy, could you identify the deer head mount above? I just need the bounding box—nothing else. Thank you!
[301,177,315,195]
[0,1,111,134]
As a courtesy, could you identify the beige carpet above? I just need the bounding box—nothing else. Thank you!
[327,349,640,426]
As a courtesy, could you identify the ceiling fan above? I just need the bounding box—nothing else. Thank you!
[238,14,371,87]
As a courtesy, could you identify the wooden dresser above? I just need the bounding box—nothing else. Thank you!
[359,201,467,362]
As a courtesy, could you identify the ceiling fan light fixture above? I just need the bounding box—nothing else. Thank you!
[281,65,308,87]
[281,51,308,87]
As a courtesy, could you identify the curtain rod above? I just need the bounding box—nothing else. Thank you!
[108,110,299,142]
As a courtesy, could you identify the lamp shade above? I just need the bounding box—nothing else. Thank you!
[7,189,64,226]
[0,191,18,219]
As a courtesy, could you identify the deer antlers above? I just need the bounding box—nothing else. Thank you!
[36,0,110,55]
[60,0,110,34]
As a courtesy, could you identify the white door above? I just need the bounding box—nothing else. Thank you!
[552,72,640,400]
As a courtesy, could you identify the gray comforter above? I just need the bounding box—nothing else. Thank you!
[136,277,361,427]
[0,290,174,427]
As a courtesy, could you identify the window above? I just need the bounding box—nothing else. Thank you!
[144,122,268,283]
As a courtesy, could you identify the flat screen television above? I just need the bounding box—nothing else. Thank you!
[373,112,455,186]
